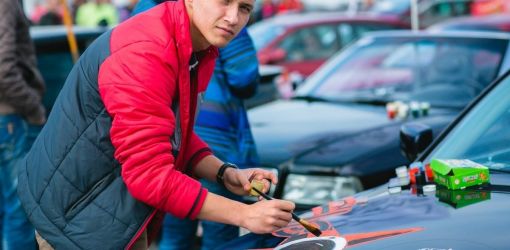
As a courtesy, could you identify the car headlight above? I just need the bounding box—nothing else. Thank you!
[283,174,363,206]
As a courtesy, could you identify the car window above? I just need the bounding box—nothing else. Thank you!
[427,75,510,171]
[421,1,472,26]
[356,23,399,34]
[298,36,507,108]
[248,22,285,50]
[338,23,355,46]
[277,25,339,62]
[338,23,405,48]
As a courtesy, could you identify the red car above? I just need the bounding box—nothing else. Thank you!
[249,12,409,77]
[428,14,510,32]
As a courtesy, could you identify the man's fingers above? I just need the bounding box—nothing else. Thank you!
[273,200,296,212]
[237,171,251,191]
[265,209,292,228]
[273,218,292,228]
[251,169,278,185]
[262,178,271,193]
[271,209,292,223]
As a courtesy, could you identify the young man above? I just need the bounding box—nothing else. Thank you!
[0,0,45,249]
[132,1,261,249]
[17,0,294,249]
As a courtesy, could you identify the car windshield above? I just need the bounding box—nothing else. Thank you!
[426,74,510,172]
[248,21,285,51]
[369,0,410,15]
[296,35,507,108]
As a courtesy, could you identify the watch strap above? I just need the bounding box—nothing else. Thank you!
[216,162,238,187]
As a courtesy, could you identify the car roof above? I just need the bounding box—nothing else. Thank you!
[429,14,510,31]
[259,11,405,28]
[362,29,510,40]
[30,25,107,40]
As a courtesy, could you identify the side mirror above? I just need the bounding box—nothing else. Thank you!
[266,48,287,64]
[400,123,433,162]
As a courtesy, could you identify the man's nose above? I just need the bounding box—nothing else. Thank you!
[224,5,239,25]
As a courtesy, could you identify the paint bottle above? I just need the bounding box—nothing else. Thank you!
[386,102,397,119]
[421,102,430,116]
[410,101,420,118]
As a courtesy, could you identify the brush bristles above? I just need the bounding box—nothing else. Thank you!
[299,219,322,237]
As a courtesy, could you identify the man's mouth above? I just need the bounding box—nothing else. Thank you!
[217,27,235,36]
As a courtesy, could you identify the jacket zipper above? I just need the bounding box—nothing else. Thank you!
[125,209,157,250]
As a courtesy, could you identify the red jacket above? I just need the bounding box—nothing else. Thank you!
[98,0,217,220]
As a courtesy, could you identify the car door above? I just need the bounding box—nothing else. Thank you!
[275,24,340,77]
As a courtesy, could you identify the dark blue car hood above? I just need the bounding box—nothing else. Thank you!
[249,100,391,165]
[249,100,454,167]
[220,172,510,249]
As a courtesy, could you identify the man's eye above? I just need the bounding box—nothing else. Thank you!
[240,6,252,13]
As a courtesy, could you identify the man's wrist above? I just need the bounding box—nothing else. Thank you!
[216,162,238,187]
[235,202,249,228]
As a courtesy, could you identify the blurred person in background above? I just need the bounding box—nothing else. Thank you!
[276,0,303,15]
[261,0,276,19]
[0,0,46,249]
[75,0,119,27]
[132,0,261,249]
[37,0,63,25]
[118,0,139,22]
[71,0,86,23]
[30,0,62,25]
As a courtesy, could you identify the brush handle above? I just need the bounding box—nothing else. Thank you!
[251,187,301,221]
[251,186,272,200]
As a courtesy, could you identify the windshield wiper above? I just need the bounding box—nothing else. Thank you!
[294,95,390,106]
[292,95,329,103]
[350,98,388,106]
[489,168,510,174]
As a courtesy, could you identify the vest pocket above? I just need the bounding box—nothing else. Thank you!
[64,170,117,220]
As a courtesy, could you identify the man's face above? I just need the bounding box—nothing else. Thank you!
[188,0,254,48]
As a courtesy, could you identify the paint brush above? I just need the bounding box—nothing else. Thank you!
[251,187,322,237]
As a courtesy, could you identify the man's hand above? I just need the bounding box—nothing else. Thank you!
[240,199,295,234]
[223,168,276,196]
[197,191,294,235]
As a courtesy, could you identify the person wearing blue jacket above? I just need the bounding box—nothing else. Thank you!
[132,1,260,249]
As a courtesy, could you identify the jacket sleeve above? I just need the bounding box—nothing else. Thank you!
[0,1,45,119]
[218,28,260,99]
[183,132,212,176]
[98,41,207,219]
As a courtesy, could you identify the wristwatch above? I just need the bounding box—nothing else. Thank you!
[216,162,238,187]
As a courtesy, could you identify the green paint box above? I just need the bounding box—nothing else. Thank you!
[431,159,490,190]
